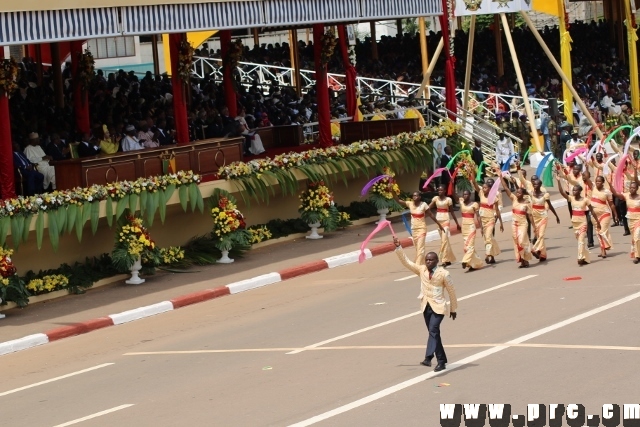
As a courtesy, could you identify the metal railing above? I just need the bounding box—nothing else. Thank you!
[191,56,561,122]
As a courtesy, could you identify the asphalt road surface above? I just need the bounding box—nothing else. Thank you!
[2,202,639,427]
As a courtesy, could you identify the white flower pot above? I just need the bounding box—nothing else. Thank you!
[125,257,146,285]
[218,250,235,264]
[376,208,390,224]
[0,297,5,319]
[306,222,324,239]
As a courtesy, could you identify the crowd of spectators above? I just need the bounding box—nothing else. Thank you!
[8,18,635,194]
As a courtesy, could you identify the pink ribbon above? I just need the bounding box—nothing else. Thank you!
[422,168,452,190]
[358,220,397,263]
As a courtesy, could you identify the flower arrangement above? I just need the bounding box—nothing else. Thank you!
[158,246,185,265]
[605,115,620,129]
[348,45,356,67]
[367,167,403,211]
[223,39,244,72]
[248,225,272,244]
[336,211,352,229]
[209,189,251,252]
[76,49,95,92]
[26,274,69,295]
[219,120,461,181]
[453,154,475,193]
[178,39,195,82]
[0,57,19,95]
[320,28,338,67]
[298,181,341,231]
[111,214,160,271]
[0,247,30,307]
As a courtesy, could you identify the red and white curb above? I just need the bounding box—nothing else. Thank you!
[0,198,567,357]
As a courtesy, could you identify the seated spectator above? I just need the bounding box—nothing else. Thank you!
[98,125,121,154]
[24,132,56,190]
[154,119,176,145]
[137,120,159,148]
[122,125,143,152]
[77,132,102,158]
[46,133,71,161]
[13,141,44,195]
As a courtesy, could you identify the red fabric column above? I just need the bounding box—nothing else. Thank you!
[0,49,15,199]
[313,24,333,148]
[337,25,357,121]
[220,30,237,118]
[439,0,457,120]
[169,33,190,145]
[70,41,90,134]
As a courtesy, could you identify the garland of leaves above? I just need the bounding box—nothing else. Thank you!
[0,171,203,251]
[0,58,19,96]
[178,39,195,82]
[219,121,461,205]
[76,49,95,92]
[320,28,338,67]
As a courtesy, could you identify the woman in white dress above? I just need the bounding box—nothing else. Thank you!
[236,110,265,155]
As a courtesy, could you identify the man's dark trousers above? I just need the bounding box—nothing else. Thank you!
[423,303,447,364]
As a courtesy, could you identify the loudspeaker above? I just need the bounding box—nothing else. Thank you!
[548,98,559,117]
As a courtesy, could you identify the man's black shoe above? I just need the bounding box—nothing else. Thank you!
[420,358,432,367]
[434,363,446,372]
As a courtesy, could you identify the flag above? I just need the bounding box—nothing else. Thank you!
[532,0,560,16]
[354,95,364,122]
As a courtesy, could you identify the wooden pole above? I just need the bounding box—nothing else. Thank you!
[500,13,542,152]
[290,29,301,97]
[151,35,160,76]
[494,14,504,78]
[416,37,444,100]
[520,11,603,139]
[396,19,402,36]
[50,43,64,109]
[253,28,260,46]
[370,22,378,60]
[462,15,476,118]
[419,17,429,77]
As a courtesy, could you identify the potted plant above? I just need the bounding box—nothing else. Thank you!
[210,189,251,263]
[111,213,160,284]
[366,167,402,223]
[298,181,341,239]
[0,247,30,315]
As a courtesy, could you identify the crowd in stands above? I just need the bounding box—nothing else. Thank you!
[9,18,635,195]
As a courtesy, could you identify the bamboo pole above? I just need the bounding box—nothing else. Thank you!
[290,29,302,97]
[370,22,378,60]
[151,35,160,76]
[416,37,444,100]
[520,11,603,140]
[494,15,504,77]
[419,17,429,77]
[462,15,476,118]
[500,13,542,152]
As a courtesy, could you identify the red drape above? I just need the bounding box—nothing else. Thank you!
[313,24,333,148]
[220,30,238,118]
[0,49,15,199]
[169,33,190,145]
[337,25,357,121]
[439,2,457,120]
[71,41,90,134]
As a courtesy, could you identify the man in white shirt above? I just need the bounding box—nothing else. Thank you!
[24,132,56,190]
[568,131,582,149]
[137,121,159,149]
[122,125,143,152]
[495,132,515,170]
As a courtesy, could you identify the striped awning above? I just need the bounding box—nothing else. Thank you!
[263,0,361,26]
[121,1,265,34]
[0,8,120,45]
[361,0,442,19]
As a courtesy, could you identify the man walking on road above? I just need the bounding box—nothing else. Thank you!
[393,238,458,372]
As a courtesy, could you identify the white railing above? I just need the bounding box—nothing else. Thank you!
[191,56,562,121]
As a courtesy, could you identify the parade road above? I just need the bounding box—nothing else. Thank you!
[1,204,639,427]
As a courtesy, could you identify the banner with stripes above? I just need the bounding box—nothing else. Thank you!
[0,8,120,45]
[361,0,442,18]
[264,0,360,26]
[121,1,264,34]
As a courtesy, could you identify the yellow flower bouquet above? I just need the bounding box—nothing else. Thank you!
[209,189,251,252]
[111,214,160,272]
[366,167,403,212]
[298,181,341,231]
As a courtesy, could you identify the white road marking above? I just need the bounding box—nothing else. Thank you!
[287,275,537,354]
[124,343,640,356]
[52,404,134,427]
[0,363,114,398]
[287,290,640,427]
[394,275,416,282]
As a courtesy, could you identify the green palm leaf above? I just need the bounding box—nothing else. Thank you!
[129,193,139,213]
[48,212,59,252]
[0,216,9,246]
[106,197,114,227]
[178,186,188,212]
[22,214,32,243]
[11,215,24,249]
[188,183,199,212]
[90,201,100,235]
[36,211,45,250]
[140,190,148,215]
[116,195,129,219]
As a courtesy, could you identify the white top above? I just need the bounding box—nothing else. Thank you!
[24,145,48,164]
[495,137,514,165]
[122,136,143,152]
